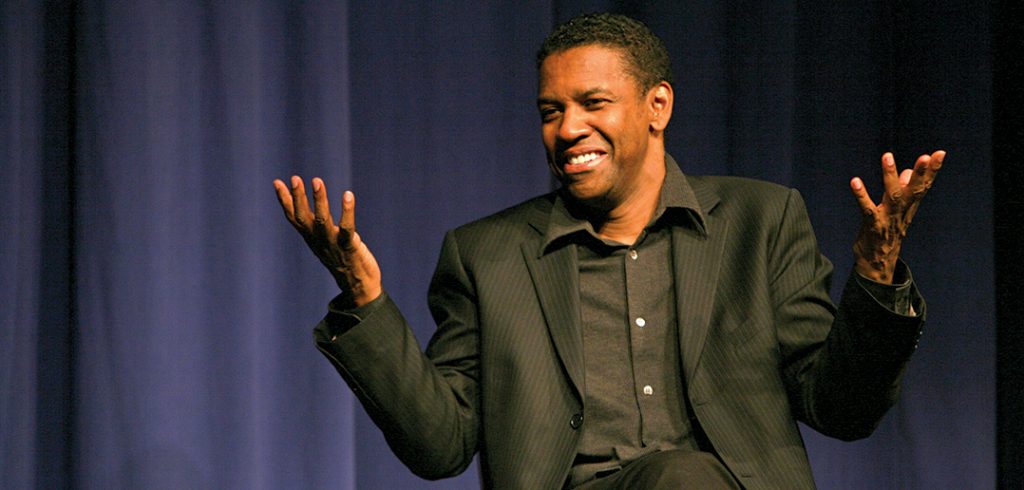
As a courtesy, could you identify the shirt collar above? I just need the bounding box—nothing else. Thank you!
[542,154,706,252]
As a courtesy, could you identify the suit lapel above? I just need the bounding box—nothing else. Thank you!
[522,240,585,402]
[673,181,728,382]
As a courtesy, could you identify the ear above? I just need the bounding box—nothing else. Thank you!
[648,82,673,132]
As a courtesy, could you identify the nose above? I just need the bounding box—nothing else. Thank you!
[557,105,591,142]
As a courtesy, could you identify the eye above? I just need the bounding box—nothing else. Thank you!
[583,98,608,109]
[539,106,562,122]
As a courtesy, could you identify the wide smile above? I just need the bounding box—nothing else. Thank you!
[562,151,608,175]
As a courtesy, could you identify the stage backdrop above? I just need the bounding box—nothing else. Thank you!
[2,1,993,488]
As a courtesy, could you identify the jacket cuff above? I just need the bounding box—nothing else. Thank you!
[853,260,921,317]
[314,291,390,341]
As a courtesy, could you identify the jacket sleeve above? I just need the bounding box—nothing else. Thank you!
[312,230,480,479]
[771,188,925,441]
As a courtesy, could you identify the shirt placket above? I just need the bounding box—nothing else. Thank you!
[625,231,658,445]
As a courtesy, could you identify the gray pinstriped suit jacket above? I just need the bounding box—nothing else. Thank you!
[315,159,925,489]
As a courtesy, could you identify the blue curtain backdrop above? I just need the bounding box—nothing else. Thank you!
[1,1,996,488]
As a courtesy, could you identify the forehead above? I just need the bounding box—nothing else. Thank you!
[538,45,635,96]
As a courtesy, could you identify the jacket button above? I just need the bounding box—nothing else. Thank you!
[570,413,584,429]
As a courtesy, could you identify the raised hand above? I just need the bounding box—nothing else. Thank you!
[850,150,945,284]
[273,176,382,308]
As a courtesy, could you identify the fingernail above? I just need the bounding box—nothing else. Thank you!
[291,176,300,189]
[313,179,322,191]
[344,191,353,203]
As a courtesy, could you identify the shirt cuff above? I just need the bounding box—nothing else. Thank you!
[854,261,915,315]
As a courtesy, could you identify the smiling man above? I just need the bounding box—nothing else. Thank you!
[274,13,944,490]
[538,42,672,245]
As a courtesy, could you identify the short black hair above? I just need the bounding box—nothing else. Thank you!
[536,12,674,91]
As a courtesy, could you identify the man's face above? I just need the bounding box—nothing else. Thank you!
[537,45,658,210]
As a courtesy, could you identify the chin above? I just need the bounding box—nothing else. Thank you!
[563,187,612,211]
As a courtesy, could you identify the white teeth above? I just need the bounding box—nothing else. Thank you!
[568,152,600,165]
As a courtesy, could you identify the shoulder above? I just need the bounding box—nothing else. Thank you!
[685,175,806,231]
[688,174,793,203]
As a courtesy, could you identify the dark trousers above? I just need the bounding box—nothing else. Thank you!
[574,450,741,490]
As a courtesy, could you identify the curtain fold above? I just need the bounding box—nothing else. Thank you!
[71,1,358,487]
[2,2,76,488]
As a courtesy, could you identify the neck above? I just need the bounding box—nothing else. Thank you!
[584,156,666,245]
[592,208,654,245]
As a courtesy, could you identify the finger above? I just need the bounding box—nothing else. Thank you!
[915,150,945,181]
[311,178,337,232]
[913,153,930,175]
[850,177,877,217]
[906,150,945,201]
[340,191,356,232]
[289,176,314,229]
[337,191,358,250]
[899,168,913,186]
[880,152,901,205]
[273,179,296,222]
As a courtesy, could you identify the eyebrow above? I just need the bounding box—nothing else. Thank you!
[537,87,612,106]
[579,87,611,99]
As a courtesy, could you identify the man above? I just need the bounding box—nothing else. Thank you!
[273,13,944,489]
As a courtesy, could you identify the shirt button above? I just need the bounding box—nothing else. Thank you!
[635,317,646,328]
[643,385,654,396]
[628,249,638,260]
[570,412,584,429]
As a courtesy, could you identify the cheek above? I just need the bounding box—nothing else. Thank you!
[540,126,556,150]
[596,115,626,141]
